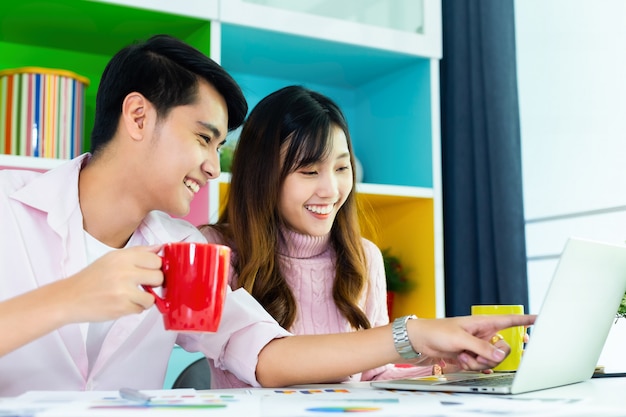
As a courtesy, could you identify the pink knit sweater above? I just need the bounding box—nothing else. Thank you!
[202,227,434,388]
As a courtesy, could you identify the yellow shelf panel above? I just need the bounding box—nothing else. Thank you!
[358,193,435,319]
[217,182,437,319]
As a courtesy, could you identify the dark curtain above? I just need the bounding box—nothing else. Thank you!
[440,0,529,317]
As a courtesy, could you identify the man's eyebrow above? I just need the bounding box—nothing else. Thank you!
[197,121,223,140]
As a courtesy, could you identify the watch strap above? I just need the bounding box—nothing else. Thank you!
[392,314,421,359]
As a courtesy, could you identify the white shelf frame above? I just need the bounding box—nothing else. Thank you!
[219,0,441,58]
[0,155,66,170]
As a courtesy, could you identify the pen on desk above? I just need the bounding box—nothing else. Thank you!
[119,387,153,403]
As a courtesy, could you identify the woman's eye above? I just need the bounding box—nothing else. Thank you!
[199,134,211,144]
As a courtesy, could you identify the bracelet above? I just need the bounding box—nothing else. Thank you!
[392,315,421,359]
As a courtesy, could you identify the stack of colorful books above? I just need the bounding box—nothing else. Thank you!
[0,67,89,159]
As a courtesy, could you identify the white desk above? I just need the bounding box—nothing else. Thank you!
[213,378,626,416]
[503,375,626,402]
[1,378,625,416]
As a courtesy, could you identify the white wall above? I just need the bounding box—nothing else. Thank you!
[515,0,626,313]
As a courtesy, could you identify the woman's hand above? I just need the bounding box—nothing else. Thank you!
[405,314,536,372]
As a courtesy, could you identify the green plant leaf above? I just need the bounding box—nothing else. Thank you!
[617,292,626,319]
[382,248,414,294]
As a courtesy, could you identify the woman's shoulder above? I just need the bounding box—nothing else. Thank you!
[359,237,384,268]
[360,237,383,257]
[199,224,227,245]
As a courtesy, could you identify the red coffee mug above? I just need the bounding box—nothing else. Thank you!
[144,242,230,332]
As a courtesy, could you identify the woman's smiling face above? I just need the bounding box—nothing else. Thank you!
[278,125,353,237]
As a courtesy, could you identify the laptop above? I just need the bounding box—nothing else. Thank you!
[372,237,626,394]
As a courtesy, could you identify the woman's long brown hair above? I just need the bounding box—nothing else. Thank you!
[205,85,371,331]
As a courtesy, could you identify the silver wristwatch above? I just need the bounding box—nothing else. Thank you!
[392,314,421,359]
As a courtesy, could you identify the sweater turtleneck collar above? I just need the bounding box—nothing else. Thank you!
[278,226,331,260]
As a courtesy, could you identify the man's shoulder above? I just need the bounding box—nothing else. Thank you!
[0,169,41,195]
[1,156,86,205]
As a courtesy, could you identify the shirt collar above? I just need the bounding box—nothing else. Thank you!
[10,154,89,233]
[10,153,203,245]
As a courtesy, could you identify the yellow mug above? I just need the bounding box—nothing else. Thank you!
[471,304,525,372]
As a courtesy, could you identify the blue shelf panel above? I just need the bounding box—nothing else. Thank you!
[226,67,432,187]
[221,23,433,188]
[221,23,420,89]
[353,61,432,187]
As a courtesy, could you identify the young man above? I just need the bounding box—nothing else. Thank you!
[0,34,534,395]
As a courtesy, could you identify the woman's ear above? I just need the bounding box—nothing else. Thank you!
[121,92,148,141]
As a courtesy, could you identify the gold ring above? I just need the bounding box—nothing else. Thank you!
[490,334,504,345]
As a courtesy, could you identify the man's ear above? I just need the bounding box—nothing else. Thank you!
[121,92,149,141]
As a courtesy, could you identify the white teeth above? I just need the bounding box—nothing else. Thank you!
[184,179,200,194]
[305,204,334,215]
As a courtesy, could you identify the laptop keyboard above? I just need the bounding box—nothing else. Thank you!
[444,373,515,387]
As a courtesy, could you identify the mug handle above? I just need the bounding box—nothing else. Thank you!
[141,253,168,313]
[142,285,167,313]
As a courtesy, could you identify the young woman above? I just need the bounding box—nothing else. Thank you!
[202,86,452,387]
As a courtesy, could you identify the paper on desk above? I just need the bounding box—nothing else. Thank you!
[253,387,444,416]
[9,389,260,417]
[393,392,625,417]
[257,387,599,417]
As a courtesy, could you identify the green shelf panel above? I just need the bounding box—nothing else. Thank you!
[0,0,211,56]
[0,0,212,152]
